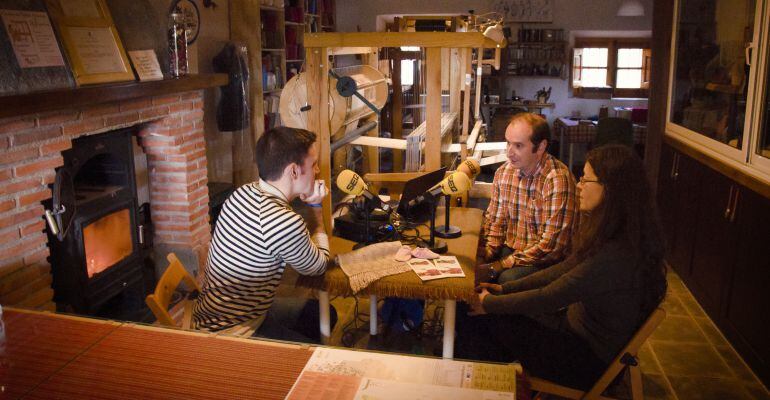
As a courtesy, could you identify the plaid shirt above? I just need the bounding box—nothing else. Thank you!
[483,153,578,268]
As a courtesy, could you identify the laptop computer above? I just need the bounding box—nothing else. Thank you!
[397,167,448,223]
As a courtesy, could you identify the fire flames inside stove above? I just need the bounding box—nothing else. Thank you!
[83,208,134,278]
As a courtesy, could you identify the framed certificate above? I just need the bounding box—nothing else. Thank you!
[45,0,135,85]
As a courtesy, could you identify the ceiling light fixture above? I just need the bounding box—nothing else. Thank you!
[617,0,645,17]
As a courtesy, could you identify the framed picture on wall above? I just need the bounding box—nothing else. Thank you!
[45,0,135,85]
[492,0,553,23]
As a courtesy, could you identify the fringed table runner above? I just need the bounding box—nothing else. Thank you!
[336,241,412,293]
[298,207,483,303]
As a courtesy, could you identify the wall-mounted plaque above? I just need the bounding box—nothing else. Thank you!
[0,0,74,95]
[128,49,163,81]
[45,0,135,85]
[1,9,65,68]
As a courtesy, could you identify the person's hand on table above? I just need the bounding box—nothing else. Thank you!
[468,288,490,316]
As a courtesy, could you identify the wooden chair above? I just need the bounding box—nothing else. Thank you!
[145,253,201,329]
[530,307,667,400]
[595,117,634,148]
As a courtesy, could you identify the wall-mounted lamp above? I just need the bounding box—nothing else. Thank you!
[617,0,645,17]
[483,24,506,46]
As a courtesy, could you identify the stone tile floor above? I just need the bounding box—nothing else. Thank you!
[279,269,770,399]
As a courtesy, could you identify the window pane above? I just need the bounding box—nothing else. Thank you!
[582,68,608,87]
[670,0,753,149]
[618,48,643,68]
[617,69,642,88]
[401,59,414,86]
[582,48,608,67]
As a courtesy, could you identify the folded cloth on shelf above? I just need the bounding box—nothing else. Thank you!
[336,241,412,293]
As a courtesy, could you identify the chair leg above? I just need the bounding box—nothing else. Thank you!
[629,365,643,400]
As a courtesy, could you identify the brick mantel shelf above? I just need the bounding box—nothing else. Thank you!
[0,74,228,311]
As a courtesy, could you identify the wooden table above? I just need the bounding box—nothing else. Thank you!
[2,308,313,400]
[2,307,532,399]
[297,207,483,359]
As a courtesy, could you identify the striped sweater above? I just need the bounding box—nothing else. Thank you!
[192,180,329,332]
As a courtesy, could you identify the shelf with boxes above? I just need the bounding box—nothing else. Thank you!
[503,28,566,78]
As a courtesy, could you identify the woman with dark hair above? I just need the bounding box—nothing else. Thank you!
[456,144,667,390]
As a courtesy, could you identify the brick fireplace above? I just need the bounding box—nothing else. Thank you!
[0,77,225,311]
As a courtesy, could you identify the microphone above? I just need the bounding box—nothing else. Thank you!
[457,158,481,179]
[336,169,390,212]
[408,172,471,207]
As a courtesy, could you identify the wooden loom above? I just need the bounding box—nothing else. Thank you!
[300,31,505,230]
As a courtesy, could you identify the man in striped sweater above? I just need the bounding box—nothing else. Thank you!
[192,126,334,341]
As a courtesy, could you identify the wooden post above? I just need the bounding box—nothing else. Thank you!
[474,47,483,120]
[229,0,263,185]
[449,48,462,114]
[306,46,333,232]
[362,48,380,176]
[391,49,404,172]
[425,47,442,171]
[460,48,472,161]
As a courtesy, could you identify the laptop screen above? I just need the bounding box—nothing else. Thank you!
[397,167,447,222]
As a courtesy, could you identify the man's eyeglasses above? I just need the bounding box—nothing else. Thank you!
[578,177,600,184]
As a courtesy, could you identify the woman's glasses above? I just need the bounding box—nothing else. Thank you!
[578,176,600,184]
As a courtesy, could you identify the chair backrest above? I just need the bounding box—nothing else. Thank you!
[595,117,633,148]
[584,307,667,398]
[145,253,201,328]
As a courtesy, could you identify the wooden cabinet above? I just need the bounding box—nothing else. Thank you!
[687,166,738,315]
[657,146,700,280]
[658,142,770,384]
[723,188,770,378]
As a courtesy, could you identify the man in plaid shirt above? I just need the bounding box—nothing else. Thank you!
[482,113,578,283]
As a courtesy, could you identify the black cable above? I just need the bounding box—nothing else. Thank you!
[341,295,375,347]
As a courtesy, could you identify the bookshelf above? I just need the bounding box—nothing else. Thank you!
[258,0,335,131]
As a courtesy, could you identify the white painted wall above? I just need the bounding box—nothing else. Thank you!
[335,0,653,123]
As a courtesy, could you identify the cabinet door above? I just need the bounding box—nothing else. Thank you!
[657,146,701,278]
[657,146,678,260]
[687,167,739,317]
[724,187,770,382]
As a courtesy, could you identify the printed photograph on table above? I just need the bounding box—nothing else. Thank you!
[409,256,465,281]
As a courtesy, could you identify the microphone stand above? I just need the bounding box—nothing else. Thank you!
[353,196,371,250]
[426,196,448,254]
[434,194,461,239]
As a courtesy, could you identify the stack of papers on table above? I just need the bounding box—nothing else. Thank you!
[285,347,520,400]
[408,255,466,281]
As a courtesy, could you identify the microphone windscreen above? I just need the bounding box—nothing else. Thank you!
[440,172,472,195]
[457,158,481,179]
[336,169,367,196]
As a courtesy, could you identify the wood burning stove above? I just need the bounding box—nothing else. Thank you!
[45,127,150,314]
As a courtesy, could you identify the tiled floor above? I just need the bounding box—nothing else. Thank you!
[278,269,770,399]
[638,271,770,399]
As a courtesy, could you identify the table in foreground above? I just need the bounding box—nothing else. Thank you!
[2,308,312,400]
[297,207,483,359]
[2,307,532,399]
